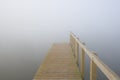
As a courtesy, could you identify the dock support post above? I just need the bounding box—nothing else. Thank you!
[90,53,97,80]
[75,41,78,64]
[80,48,85,80]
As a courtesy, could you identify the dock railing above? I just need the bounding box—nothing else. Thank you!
[70,32,120,80]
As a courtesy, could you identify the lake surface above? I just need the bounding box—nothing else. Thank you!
[0,31,120,80]
[0,0,120,80]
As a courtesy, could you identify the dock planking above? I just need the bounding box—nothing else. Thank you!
[33,43,82,80]
[33,33,120,80]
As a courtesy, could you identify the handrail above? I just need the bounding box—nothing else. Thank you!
[70,32,120,80]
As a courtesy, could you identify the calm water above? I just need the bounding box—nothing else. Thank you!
[0,31,120,80]
[0,0,120,80]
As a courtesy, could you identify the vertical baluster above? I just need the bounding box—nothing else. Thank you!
[75,41,78,64]
[90,53,97,80]
[73,38,75,57]
[71,35,73,52]
[70,34,72,48]
[80,48,85,80]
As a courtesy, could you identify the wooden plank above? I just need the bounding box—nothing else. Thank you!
[75,41,78,64]
[70,32,120,80]
[90,59,97,80]
[80,48,85,80]
[33,43,81,80]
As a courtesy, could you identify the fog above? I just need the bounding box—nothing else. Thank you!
[0,0,120,80]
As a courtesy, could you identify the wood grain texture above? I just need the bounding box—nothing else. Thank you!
[33,43,82,80]
[70,32,120,80]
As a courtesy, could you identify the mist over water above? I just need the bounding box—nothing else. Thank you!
[0,0,120,80]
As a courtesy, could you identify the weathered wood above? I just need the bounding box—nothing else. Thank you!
[90,53,97,80]
[33,43,82,80]
[33,32,120,80]
[70,32,120,80]
[90,58,97,80]
[75,41,78,64]
[80,48,85,80]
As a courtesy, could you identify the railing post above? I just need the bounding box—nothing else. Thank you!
[80,48,85,80]
[70,35,72,47]
[70,34,74,53]
[70,32,120,80]
[90,53,97,80]
[75,41,78,63]
[73,37,76,58]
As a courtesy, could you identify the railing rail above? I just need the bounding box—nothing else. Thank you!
[70,32,120,80]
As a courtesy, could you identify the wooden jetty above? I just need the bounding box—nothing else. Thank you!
[33,32,120,80]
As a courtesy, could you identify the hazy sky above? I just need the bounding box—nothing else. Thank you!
[0,0,120,80]
[0,0,120,40]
